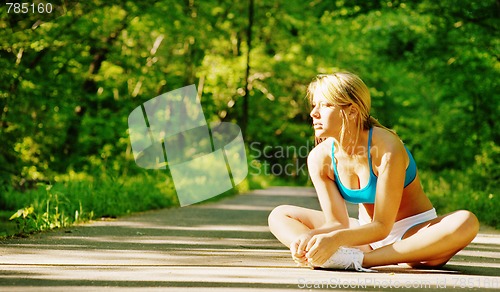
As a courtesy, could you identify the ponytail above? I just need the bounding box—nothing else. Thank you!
[366,115,398,136]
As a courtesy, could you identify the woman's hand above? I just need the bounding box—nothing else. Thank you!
[305,231,342,266]
[290,232,316,267]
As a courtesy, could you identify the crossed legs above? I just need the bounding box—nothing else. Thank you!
[268,205,324,247]
[268,206,479,268]
[363,210,479,268]
[268,205,371,256]
[268,205,363,247]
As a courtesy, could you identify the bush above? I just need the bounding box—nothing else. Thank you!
[421,142,499,229]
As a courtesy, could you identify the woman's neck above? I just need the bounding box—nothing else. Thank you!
[334,128,370,156]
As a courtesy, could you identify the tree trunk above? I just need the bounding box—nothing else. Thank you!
[242,0,254,139]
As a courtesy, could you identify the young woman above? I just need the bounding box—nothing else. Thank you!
[268,72,479,271]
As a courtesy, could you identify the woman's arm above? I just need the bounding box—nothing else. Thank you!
[290,142,353,266]
[291,142,350,254]
[307,141,351,231]
[306,134,408,265]
[341,137,407,244]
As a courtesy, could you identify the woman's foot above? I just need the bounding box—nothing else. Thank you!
[313,247,374,272]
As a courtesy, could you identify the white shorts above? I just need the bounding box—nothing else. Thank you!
[358,208,438,250]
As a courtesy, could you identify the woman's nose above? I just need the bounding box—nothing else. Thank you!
[310,106,319,118]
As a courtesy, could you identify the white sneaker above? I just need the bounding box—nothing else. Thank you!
[320,247,375,272]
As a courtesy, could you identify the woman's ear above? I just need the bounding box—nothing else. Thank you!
[348,105,359,120]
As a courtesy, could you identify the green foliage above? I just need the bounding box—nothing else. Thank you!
[0,0,498,232]
[421,140,499,228]
[2,170,178,237]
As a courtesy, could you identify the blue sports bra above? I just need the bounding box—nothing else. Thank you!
[331,127,417,204]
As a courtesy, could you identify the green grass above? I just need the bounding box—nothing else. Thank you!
[1,169,179,238]
[0,211,18,238]
[420,169,498,229]
[0,160,274,238]
[418,142,498,228]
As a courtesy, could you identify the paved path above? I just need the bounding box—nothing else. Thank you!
[0,187,499,291]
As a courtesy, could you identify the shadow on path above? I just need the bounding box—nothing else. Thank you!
[0,187,498,291]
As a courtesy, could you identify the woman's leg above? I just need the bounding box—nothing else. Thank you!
[268,205,371,251]
[362,210,479,268]
[268,205,325,248]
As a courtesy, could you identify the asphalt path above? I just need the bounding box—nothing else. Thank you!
[1,187,499,291]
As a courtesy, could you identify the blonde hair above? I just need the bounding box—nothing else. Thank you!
[306,72,395,146]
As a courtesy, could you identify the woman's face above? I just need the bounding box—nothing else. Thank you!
[310,92,343,139]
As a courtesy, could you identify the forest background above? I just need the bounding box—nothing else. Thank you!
[1,0,498,236]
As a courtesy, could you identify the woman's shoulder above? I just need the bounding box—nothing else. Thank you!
[308,138,333,159]
[307,138,334,177]
[371,127,407,161]
[372,127,404,147]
